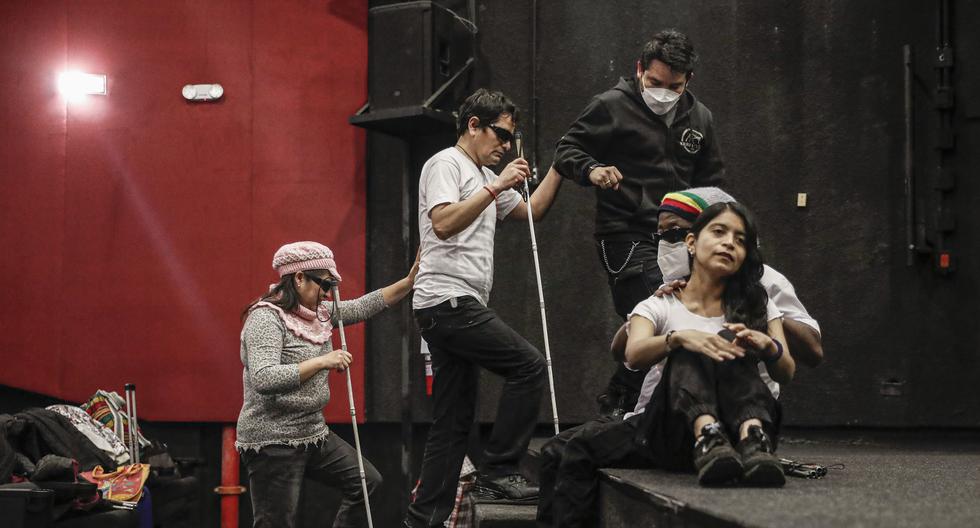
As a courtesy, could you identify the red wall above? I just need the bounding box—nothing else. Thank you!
[0,0,368,422]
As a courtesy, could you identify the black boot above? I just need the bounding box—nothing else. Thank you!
[472,472,539,503]
[596,364,646,416]
[693,422,743,486]
[737,425,785,487]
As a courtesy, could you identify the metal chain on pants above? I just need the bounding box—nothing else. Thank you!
[600,240,640,275]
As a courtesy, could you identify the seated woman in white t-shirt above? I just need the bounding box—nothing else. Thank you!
[625,201,795,486]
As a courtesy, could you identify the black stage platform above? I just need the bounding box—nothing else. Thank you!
[476,429,980,528]
[598,429,980,528]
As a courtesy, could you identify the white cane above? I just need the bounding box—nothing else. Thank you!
[515,132,560,435]
[330,285,374,528]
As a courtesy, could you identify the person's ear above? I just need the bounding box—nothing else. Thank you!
[635,60,644,79]
[468,116,481,136]
[294,272,305,288]
[685,232,697,255]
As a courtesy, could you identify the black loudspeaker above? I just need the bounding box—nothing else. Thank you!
[368,1,473,111]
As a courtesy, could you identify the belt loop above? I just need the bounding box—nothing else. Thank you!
[450,297,458,308]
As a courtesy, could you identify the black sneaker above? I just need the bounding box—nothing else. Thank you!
[693,422,743,486]
[737,425,785,487]
[472,473,539,503]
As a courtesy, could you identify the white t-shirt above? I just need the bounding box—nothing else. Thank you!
[624,293,782,419]
[761,265,820,335]
[413,147,522,309]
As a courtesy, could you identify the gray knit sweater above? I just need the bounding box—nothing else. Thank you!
[235,290,386,452]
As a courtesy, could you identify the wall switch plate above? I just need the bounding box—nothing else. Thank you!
[796,193,808,208]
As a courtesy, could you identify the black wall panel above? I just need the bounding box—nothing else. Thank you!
[365,0,980,427]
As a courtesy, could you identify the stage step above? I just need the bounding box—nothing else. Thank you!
[596,431,980,528]
[472,502,536,528]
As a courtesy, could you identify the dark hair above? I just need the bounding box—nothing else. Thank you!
[689,202,768,331]
[241,271,325,322]
[455,88,517,136]
[640,29,698,76]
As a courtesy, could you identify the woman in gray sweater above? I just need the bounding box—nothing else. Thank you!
[237,241,417,528]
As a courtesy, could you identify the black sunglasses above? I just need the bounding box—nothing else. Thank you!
[487,124,515,145]
[654,227,690,244]
[303,272,337,290]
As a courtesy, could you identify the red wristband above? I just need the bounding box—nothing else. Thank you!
[483,185,498,201]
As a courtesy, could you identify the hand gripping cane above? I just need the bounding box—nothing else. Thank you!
[515,132,560,435]
[330,285,374,528]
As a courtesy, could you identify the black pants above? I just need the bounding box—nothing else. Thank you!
[641,349,780,471]
[406,297,546,527]
[242,434,382,528]
[540,352,778,528]
[537,414,652,528]
[596,238,662,320]
[596,238,662,415]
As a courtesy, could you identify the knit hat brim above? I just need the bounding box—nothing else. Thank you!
[272,241,342,280]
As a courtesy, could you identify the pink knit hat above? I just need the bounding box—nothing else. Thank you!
[272,241,342,280]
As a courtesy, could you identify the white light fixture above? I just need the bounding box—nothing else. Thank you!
[58,71,107,98]
[182,83,224,102]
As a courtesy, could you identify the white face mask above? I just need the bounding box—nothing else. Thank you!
[657,240,691,281]
[642,87,681,115]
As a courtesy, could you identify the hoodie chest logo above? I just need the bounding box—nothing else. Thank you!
[679,128,704,154]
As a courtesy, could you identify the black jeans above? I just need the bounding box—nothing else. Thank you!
[537,414,652,528]
[596,238,661,320]
[596,238,662,415]
[406,297,546,527]
[640,348,780,471]
[242,433,382,528]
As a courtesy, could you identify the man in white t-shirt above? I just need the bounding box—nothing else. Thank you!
[404,89,563,528]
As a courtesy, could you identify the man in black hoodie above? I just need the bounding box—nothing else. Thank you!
[553,29,726,416]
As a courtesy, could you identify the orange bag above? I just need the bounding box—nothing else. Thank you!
[81,463,150,502]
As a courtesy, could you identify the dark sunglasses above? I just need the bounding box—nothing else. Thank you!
[303,272,338,290]
[487,124,515,144]
[654,227,690,244]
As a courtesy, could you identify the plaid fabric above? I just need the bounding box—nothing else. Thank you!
[80,390,149,449]
[410,456,479,528]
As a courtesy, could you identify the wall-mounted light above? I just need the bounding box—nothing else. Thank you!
[57,71,107,99]
[182,84,224,102]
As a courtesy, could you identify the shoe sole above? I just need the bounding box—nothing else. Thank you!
[698,456,743,486]
[471,486,539,504]
[742,463,786,487]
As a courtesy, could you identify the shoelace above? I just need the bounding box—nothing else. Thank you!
[507,474,530,485]
[695,424,728,453]
[748,426,774,453]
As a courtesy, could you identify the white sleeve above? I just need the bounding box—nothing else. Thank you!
[495,187,522,220]
[627,296,668,335]
[766,297,781,322]
[420,160,462,217]
[761,265,821,334]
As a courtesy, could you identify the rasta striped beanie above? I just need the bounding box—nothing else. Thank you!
[659,187,736,222]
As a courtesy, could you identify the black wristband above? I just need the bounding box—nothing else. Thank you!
[764,339,784,364]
